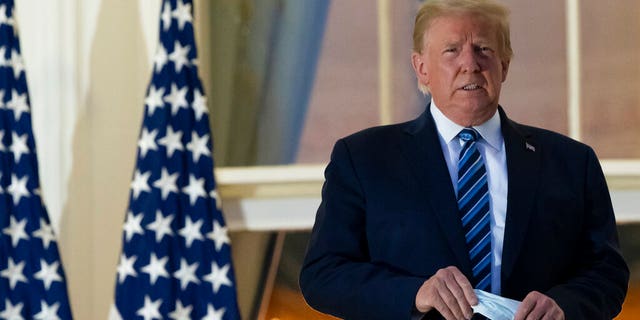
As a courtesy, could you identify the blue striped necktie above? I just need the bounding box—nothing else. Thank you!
[457,128,492,291]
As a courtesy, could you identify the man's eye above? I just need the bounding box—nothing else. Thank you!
[444,48,457,53]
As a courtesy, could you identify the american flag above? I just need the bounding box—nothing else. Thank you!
[111,0,241,319]
[0,0,74,319]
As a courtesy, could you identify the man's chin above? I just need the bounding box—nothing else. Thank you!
[456,102,498,125]
[454,96,496,110]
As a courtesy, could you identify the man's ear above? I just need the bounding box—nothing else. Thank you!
[411,52,429,87]
[501,59,510,82]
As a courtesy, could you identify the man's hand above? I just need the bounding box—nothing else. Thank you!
[415,266,477,320]
[514,291,565,320]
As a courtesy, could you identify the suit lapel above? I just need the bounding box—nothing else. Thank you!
[400,108,472,276]
[499,108,542,282]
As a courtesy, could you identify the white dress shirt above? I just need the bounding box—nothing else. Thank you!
[430,101,508,295]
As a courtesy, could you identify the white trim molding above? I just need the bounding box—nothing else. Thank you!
[217,163,640,231]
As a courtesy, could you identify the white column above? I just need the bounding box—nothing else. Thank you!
[566,0,581,140]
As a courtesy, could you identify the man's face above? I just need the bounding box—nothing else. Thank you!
[412,13,509,126]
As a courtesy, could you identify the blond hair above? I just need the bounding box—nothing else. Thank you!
[413,0,512,59]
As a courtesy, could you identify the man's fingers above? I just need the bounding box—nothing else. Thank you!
[430,292,457,320]
[450,267,478,306]
[439,285,469,319]
[524,306,545,320]
[429,274,466,320]
[514,291,564,320]
[415,267,475,319]
[514,293,536,320]
[445,267,475,318]
[436,267,473,319]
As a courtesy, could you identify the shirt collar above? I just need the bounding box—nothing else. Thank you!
[429,98,503,151]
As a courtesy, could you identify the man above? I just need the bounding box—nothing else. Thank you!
[299,0,629,319]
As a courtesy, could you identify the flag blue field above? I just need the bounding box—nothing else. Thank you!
[0,0,74,319]
[111,0,241,319]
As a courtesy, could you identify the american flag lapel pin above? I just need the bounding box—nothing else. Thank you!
[525,142,536,152]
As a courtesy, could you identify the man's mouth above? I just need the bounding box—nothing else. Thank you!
[461,83,482,91]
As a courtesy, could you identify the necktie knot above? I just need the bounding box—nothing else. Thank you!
[459,128,479,142]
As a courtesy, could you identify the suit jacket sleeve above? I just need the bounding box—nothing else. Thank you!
[545,147,629,319]
[299,138,425,320]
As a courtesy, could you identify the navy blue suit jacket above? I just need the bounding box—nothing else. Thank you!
[300,106,628,319]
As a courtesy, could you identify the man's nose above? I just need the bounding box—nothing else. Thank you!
[460,48,481,73]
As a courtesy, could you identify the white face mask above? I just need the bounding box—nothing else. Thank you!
[472,289,521,320]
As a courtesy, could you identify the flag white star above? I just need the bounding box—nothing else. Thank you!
[182,174,206,206]
[33,301,60,320]
[210,189,222,210]
[7,174,29,205]
[130,170,151,200]
[136,296,162,320]
[34,260,63,290]
[153,44,168,74]
[160,1,172,31]
[0,47,7,67]
[178,216,203,248]
[158,125,184,157]
[0,299,24,320]
[202,304,225,320]
[207,220,230,252]
[10,132,29,163]
[9,49,24,79]
[186,131,210,162]
[152,167,179,200]
[6,89,28,121]
[168,300,192,320]
[0,5,11,27]
[0,258,27,290]
[146,210,174,242]
[168,41,190,73]
[123,211,144,241]
[191,89,208,121]
[163,83,188,115]
[144,85,165,116]
[33,218,56,249]
[138,127,158,158]
[141,253,169,285]
[3,215,29,247]
[171,0,192,30]
[173,258,200,290]
[116,254,138,284]
[0,130,7,151]
[203,262,232,294]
